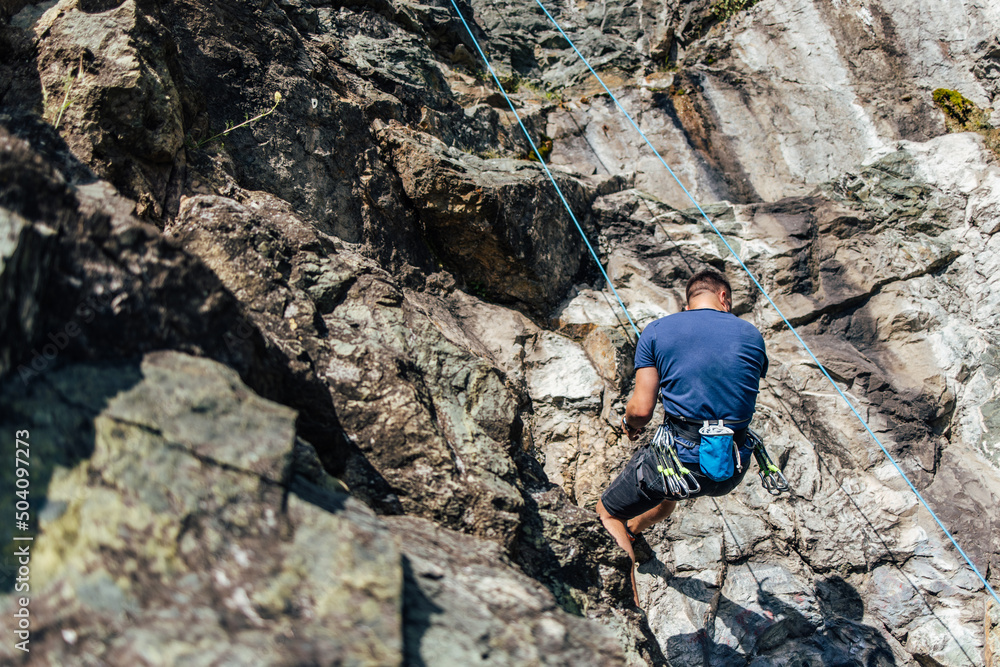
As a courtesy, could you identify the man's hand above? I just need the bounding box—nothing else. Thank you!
[621,415,643,441]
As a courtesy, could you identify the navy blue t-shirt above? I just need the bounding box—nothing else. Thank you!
[634,309,767,427]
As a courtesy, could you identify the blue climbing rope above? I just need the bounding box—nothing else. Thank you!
[531,0,1000,607]
[447,0,640,339]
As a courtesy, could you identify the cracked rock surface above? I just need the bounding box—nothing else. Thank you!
[1,0,999,663]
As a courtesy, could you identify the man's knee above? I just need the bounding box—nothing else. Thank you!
[597,498,625,522]
[657,499,676,515]
[596,498,611,519]
[651,500,676,522]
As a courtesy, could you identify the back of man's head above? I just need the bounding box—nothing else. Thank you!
[686,269,732,305]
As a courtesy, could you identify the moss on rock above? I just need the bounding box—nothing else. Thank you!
[932,87,1000,157]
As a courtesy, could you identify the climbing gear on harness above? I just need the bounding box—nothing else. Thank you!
[698,420,739,482]
[667,437,701,496]
[650,424,701,498]
[747,428,789,494]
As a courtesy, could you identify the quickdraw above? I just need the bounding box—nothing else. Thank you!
[747,428,789,495]
[650,425,701,498]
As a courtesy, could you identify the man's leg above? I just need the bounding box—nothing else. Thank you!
[627,499,676,536]
[596,498,640,606]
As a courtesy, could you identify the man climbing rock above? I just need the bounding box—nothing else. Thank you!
[596,270,769,607]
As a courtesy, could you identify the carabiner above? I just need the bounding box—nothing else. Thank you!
[749,428,789,495]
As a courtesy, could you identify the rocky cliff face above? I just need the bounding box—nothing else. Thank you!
[1,0,999,664]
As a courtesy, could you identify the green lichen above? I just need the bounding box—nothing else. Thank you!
[518,133,553,162]
[932,88,990,130]
[528,134,553,162]
[515,78,561,103]
[932,88,1000,157]
[711,0,756,21]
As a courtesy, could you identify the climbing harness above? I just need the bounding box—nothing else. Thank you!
[652,421,788,495]
[447,0,1000,607]
[747,428,789,495]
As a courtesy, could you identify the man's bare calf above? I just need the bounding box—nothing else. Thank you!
[596,498,676,607]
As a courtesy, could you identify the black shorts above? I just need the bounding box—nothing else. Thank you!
[600,436,753,521]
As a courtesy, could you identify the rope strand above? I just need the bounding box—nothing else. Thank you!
[448,0,640,338]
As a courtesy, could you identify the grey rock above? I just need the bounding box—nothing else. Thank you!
[389,514,629,666]
[173,188,529,543]
[0,352,403,666]
[988,600,1000,667]
[568,132,999,665]
[100,350,300,481]
[466,0,1000,210]
[383,123,612,312]
[3,0,1000,662]
[34,0,185,218]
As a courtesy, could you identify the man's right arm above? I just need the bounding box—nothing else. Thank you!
[624,367,659,439]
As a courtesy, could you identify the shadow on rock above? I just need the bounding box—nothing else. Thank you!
[0,114,399,520]
[510,453,671,666]
[401,554,446,667]
[645,570,898,666]
[0,362,143,592]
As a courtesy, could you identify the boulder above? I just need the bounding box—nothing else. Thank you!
[0,352,403,666]
[388,515,628,666]
[34,0,185,218]
[382,124,598,312]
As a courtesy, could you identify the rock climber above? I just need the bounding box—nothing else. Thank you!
[596,269,769,607]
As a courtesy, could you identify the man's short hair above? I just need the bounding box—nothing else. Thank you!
[686,269,731,304]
